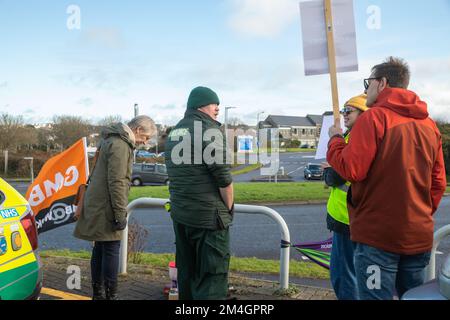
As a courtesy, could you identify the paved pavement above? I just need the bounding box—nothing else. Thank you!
[40,255,336,300]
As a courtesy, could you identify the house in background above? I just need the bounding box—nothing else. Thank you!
[259,114,324,148]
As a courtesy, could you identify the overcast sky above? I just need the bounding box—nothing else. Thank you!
[1,0,449,126]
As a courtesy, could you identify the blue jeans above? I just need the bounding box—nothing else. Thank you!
[91,241,121,286]
[354,243,431,300]
[330,231,358,300]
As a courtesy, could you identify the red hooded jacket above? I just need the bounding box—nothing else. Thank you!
[327,88,447,255]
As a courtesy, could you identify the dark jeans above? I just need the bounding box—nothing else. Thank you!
[330,231,358,300]
[91,241,121,286]
[354,242,431,300]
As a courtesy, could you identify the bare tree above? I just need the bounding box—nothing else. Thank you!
[52,115,92,150]
[17,125,39,150]
[228,117,249,131]
[0,113,25,151]
[36,126,55,152]
[97,115,123,127]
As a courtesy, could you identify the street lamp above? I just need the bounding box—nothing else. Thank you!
[24,157,34,183]
[256,111,265,163]
[155,125,159,155]
[224,107,237,155]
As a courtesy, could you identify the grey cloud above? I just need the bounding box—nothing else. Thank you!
[59,68,141,93]
[24,108,35,114]
[152,104,177,111]
[77,98,94,107]
[82,27,126,50]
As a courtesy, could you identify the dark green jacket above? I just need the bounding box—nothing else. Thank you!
[74,123,135,241]
[165,110,233,230]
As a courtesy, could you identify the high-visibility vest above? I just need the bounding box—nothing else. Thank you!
[326,133,351,225]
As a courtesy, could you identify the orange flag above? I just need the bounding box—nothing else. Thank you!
[26,138,89,233]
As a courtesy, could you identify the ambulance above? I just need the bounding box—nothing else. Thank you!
[0,178,42,300]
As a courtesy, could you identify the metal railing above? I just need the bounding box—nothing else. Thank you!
[425,224,450,282]
[120,198,291,290]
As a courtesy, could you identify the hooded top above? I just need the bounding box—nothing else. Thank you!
[101,123,136,148]
[74,122,135,242]
[327,88,447,255]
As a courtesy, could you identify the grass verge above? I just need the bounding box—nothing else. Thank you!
[40,249,329,280]
[129,182,330,203]
[284,148,316,153]
[231,164,263,176]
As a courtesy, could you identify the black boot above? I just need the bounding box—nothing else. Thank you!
[92,282,105,300]
[105,281,119,300]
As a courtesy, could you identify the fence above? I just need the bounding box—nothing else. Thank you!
[121,198,291,290]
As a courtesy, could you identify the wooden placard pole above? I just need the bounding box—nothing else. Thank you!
[324,0,341,128]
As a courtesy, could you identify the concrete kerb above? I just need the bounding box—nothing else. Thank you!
[121,198,291,290]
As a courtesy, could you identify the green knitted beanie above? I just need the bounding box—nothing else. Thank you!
[187,86,220,110]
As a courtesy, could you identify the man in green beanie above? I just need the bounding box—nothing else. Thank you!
[165,86,235,300]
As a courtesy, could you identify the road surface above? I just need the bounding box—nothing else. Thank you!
[233,152,323,182]
[38,198,450,266]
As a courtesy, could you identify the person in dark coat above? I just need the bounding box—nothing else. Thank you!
[165,86,234,300]
[74,115,156,300]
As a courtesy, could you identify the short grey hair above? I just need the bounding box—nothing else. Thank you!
[127,115,157,135]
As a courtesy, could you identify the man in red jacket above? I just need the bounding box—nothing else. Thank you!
[327,57,447,300]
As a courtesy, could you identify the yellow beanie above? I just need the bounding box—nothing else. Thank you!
[345,94,368,112]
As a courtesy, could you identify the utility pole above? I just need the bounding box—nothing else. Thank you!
[3,150,8,176]
[134,103,139,117]
[155,125,159,155]
[256,111,265,163]
[224,107,237,154]
[24,157,34,183]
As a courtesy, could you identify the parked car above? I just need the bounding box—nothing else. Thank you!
[304,163,323,180]
[135,150,157,158]
[0,178,42,300]
[131,163,169,186]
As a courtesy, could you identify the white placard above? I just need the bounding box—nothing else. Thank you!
[315,115,345,160]
[299,0,358,76]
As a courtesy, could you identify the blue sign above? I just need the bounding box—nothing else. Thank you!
[238,136,254,152]
[0,208,20,219]
[0,236,7,255]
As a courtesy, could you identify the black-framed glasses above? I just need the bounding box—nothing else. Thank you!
[340,107,358,116]
[364,77,389,90]
[364,77,380,90]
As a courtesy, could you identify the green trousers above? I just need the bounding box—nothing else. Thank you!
[172,220,230,300]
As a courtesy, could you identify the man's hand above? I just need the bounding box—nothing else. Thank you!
[220,183,234,211]
[228,203,235,217]
[321,162,331,170]
[113,218,127,231]
[328,125,343,138]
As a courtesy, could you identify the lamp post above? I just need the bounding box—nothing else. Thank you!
[155,125,159,155]
[256,111,265,163]
[224,107,237,157]
[24,157,34,183]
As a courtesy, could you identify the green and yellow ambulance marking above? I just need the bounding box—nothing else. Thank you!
[0,178,42,300]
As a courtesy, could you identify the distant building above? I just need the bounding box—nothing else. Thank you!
[259,114,324,147]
